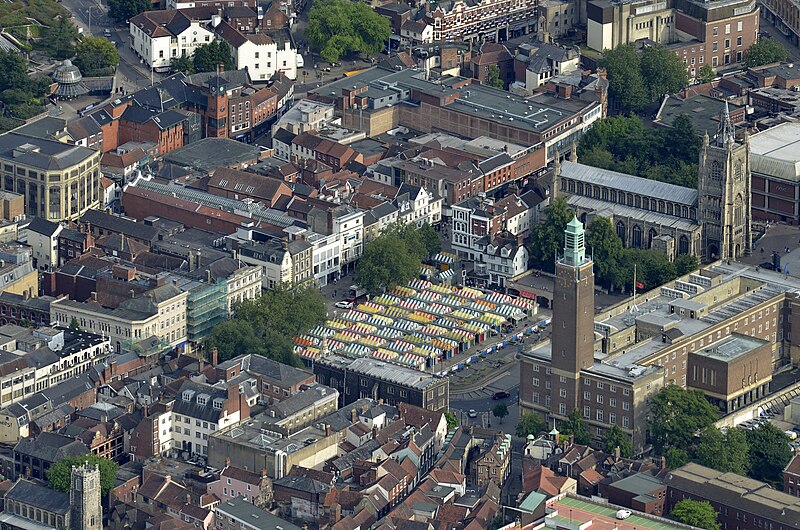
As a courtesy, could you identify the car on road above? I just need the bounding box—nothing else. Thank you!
[468,409,477,418]
[335,300,354,309]
[492,391,510,400]
[104,29,112,37]
[616,510,632,520]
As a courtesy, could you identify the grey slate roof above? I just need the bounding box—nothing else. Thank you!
[215,497,301,530]
[5,479,70,514]
[25,218,61,237]
[13,431,88,463]
[172,381,226,423]
[219,354,313,388]
[80,210,159,242]
[560,161,699,207]
[0,132,95,171]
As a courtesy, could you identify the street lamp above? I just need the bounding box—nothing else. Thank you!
[87,6,94,32]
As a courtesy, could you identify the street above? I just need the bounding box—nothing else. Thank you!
[60,0,160,93]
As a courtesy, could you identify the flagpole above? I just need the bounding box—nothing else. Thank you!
[630,264,639,313]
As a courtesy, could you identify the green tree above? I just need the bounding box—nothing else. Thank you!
[640,44,689,101]
[209,286,327,367]
[108,0,151,23]
[516,411,546,438]
[670,500,720,530]
[193,40,234,73]
[698,64,716,83]
[744,39,789,68]
[562,409,592,445]
[487,65,504,89]
[586,216,625,290]
[603,425,633,458]
[745,422,793,484]
[621,249,676,292]
[69,316,80,330]
[171,56,195,74]
[444,411,458,430]
[666,447,690,469]
[527,197,573,273]
[47,454,118,496]
[74,36,119,75]
[417,223,441,257]
[42,16,77,60]
[306,0,391,63]
[675,253,699,276]
[492,404,509,424]
[357,226,423,293]
[648,384,719,452]
[695,427,750,474]
[0,50,33,93]
[601,44,648,112]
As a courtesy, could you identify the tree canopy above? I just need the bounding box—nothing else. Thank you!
[193,41,234,73]
[0,50,48,123]
[695,427,749,474]
[665,447,690,469]
[698,64,716,84]
[640,45,690,102]
[209,286,327,366]
[601,44,688,112]
[444,411,458,430]
[516,411,546,438]
[561,409,592,445]
[47,454,118,496]
[648,384,719,452]
[306,0,391,62]
[75,37,120,76]
[601,44,648,113]
[41,16,77,60]
[586,216,625,290]
[171,56,195,75]
[527,197,574,273]
[603,425,633,458]
[108,0,150,23]
[487,65,504,89]
[744,39,788,68]
[670,500,720,530]
[745,422,793,484]
[492,404,509,424]
[357,223,438,293]
[577,114,700,188]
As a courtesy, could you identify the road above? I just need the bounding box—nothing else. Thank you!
[60,0,159,92]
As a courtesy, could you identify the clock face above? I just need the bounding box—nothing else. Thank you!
[557,273,572,289]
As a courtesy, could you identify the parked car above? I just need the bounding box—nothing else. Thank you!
[492,391,510,400]
[468,409,477,418]
[335,300,353,309]
[616,510,632,520]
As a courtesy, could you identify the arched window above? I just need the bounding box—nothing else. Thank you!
[667,203,674,216]
[735,163,743,181]
[616,221,626,245]
[633,225,643,248]
[568,180,575,192]
[658,201,665,213]
[594,186,600,199]
[734,194,744,227]
[649,228,658,248]
[711,161,722,180]
[679,235,690,255]
[627,194,633,206]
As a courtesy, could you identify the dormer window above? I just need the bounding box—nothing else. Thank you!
[213,398,224,410]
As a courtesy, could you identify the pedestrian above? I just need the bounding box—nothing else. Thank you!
[333,290,337,297]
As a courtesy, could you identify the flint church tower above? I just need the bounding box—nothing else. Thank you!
[70,463,102,530]
[698,102,752,261]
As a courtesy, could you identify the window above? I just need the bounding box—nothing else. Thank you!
[559,388,567,398]
[596,410,604,421]
[584,391,590,400]
[738,21,743,31]
[622,401,630,411]
[584,406,590,418]
[559,403,566,415]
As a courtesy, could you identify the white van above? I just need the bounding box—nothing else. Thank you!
[296,54,305,68]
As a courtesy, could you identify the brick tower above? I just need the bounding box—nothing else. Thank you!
[205,75,229,138]
[551,216,595,420]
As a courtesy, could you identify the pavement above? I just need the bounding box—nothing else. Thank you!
[743,223,800,277]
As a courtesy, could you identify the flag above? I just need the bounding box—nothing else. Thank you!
[636,281,645,290]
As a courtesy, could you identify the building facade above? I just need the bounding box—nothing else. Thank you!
[0,132,101,221]
[428,0,539,42]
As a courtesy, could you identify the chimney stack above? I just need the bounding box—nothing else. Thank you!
[225,457,231,468]
[211,348,219,367]
[351,408,356,423]
[614,446,621,460]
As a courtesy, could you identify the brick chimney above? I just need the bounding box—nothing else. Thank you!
[211,348,219,367]
[614,446,621,460]
[351,408,356,423]
[225,457,231,467]
[330,502,341,525]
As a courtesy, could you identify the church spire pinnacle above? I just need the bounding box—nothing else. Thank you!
[716,100,735,147]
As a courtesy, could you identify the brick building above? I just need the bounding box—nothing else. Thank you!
[428,0,539,42]
[665,463,800,530]
[785,454,800,497]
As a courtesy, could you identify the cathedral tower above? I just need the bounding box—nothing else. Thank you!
[69,463,102,530]
[698,102,752,261]
[551,216,595,418]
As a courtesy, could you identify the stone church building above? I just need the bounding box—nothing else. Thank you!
[555,105,752,262]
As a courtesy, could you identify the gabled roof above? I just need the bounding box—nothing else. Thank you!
[25,218,61,237]
[13,431,88,462]
[6,479,70,514]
